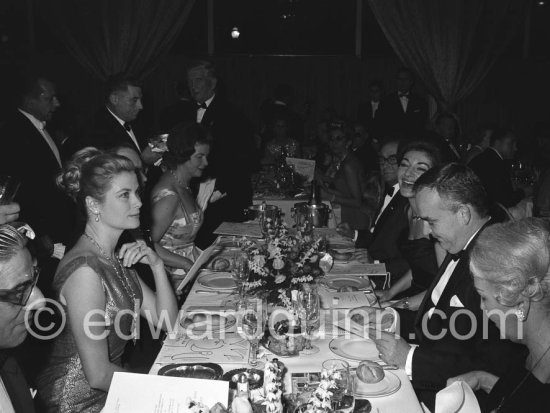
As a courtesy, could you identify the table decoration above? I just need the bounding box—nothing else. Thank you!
[158,363,224,380]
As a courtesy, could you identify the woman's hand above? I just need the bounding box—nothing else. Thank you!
[118,241,163,269]
[376,289,394,303]
[447,371,498,393]
[336,222,354,239]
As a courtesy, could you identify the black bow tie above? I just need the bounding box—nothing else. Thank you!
[385,185,395,197]
[123,122,132,132]
[197,102,208,109]
[449,250,464,262]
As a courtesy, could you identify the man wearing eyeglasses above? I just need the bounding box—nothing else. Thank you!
[0,224,45,413]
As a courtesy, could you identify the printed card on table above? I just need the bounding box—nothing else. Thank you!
[104,372,228,413]
[285,157,316,182]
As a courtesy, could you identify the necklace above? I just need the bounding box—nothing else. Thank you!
[170,169,191,191]
[495,342,550,412]
[83,232,139,343]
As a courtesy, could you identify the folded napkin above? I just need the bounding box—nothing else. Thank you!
[435,381,481,413]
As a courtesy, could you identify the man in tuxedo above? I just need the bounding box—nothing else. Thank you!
[338,139,410,281]
[352,164,523,409]
[377,68,427,139]
[357,79,384,142]
[469,129,528,208]
[187,60,258,248]
[0,75,75,296]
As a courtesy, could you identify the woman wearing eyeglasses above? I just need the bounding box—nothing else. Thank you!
[36,148,177,412]
[316,119,369,230]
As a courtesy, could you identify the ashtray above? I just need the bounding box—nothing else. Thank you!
[158,363,224,380]
[222,368,264,390]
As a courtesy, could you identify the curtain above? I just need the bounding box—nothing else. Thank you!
[39,0,195,81]
[368,0,527,112]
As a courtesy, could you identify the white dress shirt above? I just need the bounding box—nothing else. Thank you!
[196,94,215,124]
[18,109,61,167]
[373,183,399,227]
[0,377,15,413]
[107,107,140,151]
[399,94,409,112]
[371,101,379,118]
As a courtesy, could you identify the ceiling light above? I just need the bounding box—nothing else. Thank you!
[231,27,240,39]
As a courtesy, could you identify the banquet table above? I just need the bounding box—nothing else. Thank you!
[149,240,422,413]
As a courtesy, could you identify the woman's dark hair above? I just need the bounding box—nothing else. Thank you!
[162,122,211,170]
[57,147,135,218]
[327,118,353,141]
[397,140,442,168]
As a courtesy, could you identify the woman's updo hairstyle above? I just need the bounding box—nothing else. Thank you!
[470,218,550,308]
[397,140,442,168]
[57,147,135,215]
[163,121,210,171]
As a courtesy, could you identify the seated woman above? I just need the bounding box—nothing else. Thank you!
[150,122,211,292]
[448,218,550,412]
[377,140,444,307]
[316,120,369,230]
[37,148,177,412]
[261,109,301,165]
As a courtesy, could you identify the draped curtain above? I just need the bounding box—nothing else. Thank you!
[368,0,527,112]
[39,0,195,81]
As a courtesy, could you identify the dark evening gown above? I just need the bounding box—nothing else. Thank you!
[483,361,550,413]
[396,234,438,298]
[36,255,143,413]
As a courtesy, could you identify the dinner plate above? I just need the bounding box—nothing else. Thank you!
[158,363,224,380]
[180,313,237,333]
[354,371,401,398]
[328,337,379,361]
[222,368,264,390]
[198,272,236,290]
[323,276,370,291]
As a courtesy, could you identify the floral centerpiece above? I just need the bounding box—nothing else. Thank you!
[303,369,338,412]
[240,218,330,307]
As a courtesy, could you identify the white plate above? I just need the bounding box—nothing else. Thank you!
[328,337,379,361]
[180,313,236,333]
[198,272,236,290]
[323,276,370,291]
[354,371,401,398]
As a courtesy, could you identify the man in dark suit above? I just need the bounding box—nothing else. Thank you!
[187,60,258,248]
[377,68,427,139]
[158,79,196,132]
[338,139,410,281]
[357,79,384,143]
[469,129,528,208]
[0,75,75,295]
[352,164,523,409]
[351,121,379,175]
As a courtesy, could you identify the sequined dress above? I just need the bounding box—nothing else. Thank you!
[36,255,143,413]
[152,188,203,291]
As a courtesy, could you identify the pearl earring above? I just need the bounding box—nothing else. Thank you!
[94,212,100,222]
[515,308,525,321]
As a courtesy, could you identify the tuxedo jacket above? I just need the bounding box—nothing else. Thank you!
[401,223,525,407]
[194,95,259,248]
[158,99,196,132]
[469,148,523,208]
[84,107,147,152]
[352,142,379,174]
[355,192,410,280]
[0,352,35,413]
[376,92,427,139]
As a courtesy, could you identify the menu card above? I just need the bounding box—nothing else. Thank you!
[329,262,387,276]
[214,222,263,238]
[156,336,251,365]
[285,157,316,182]
[103,373,228,413]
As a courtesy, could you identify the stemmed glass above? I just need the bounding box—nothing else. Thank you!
[321,359,355,413]
[231,252,249,303]
[300,287,321,355]
[239,298,266,368]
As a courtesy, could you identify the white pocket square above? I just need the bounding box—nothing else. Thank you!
[450,295,464,308]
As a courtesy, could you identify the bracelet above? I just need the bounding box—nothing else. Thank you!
[402,298,410,310]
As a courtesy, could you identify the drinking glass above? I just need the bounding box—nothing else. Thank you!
[240,298,266,367]
[231,253,249,302]
[0,175,21,205]
[321,359,355,413]
[300,288,321,355]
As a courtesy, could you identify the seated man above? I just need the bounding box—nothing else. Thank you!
[338,138,410,282]
[350,164,524,410]
[469,129,530,208]
[0,224,45,413]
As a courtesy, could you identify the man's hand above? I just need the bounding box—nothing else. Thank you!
[447,371,498,394]
[0,202,20,224]
[336,222,354,239]
[372,331,410,368]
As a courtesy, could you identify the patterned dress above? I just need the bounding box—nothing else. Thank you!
[36,255,143,412]
[152,188,203,291]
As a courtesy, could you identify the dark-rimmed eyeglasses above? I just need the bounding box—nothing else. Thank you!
[378,155,398,166]
[0,266,40,306]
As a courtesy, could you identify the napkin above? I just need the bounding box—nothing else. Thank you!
[435,381,481,413]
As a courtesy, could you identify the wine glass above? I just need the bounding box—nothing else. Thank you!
[300,288,321,355]
[231,253,249,304]
[240,298,266,367]
[321,359,355,413]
